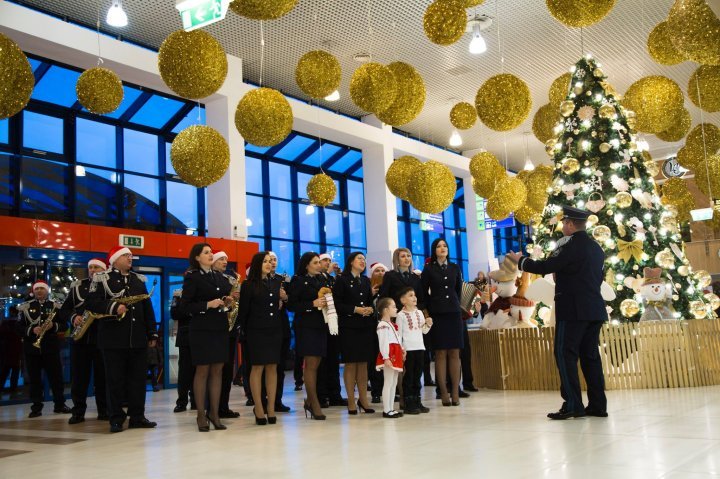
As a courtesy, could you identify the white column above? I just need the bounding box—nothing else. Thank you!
[463,176,496,276]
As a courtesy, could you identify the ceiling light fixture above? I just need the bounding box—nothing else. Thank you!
[324,90,340,102]
[523,132,535,171]
[449,130,463,147]
[466,14,492,55]
[636,136,649,152]
[106,0,128,27]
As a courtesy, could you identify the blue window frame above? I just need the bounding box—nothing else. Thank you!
[0,119,8,144]
[302,143,340,167]
[276,135,315,161]
[130,95,185,129]
[30,66,81,107]
[103,86,144,120]
[77,118,116,169]
[23,111,64,154]
[171,106,204,134]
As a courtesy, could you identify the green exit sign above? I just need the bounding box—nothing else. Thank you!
[176,0,229,31]
[119,234,144,249]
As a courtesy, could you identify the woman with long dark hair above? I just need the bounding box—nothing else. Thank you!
[179,243,234,431]
[332,252,376,415]
[421,238,463,406]
[237,251,283,425]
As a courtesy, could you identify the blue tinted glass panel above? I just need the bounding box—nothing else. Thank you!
[458,207,466,228]
[130,95,184,129]
[28,58,42,72]
[298,204,319,243]
[460,231,468,259]
[124,174,160,226]
[0,119,7,144]
[328,149,362,173]
[351,167,363,179]
[245,156,263,194]
[21,158,69,215]
[325,246,344,268]
[331,179,340,205]
[413,255,425,272]
[77,118,116,168]
[23,112,63,154]
[272,239,295,276]
[167,181,198,230]
[104,86,143,119]
[461,261,469,281]
[396,198,404,217]
[455,184,464,201]
[409,202,421,220]
[348,213,366,248]
[268,162,291,198]
[397,220,407,249]
[246,143,271,155]
[246,195,265,237]
[124,129,158,175]
[324,209,343,245]
[347,180,364,213]
[171,106,205,133]
[76,166,117,221]
[0,154,15,212]
[270,199,293,238]
[249,236,266,252]
[275,135,315,161]
[427,230,440,249]
[165,143,177,176]
[299,242,321,257]
[410,222,424,254]
[31,66,81,107]
[298,172,311,200]
[443,208,455,229]
[302,143,340,167]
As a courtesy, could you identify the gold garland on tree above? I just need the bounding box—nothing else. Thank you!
[0,33,34,120]
[549,72,572,106]
[76,67,124,115]
[667,0,720,66]
[450,102,477,130]
[349,63,397,114]
[171,126,230,187]
[229,0,298,20]
[423,0,467,46]
[307,173,337,207]
[158,29,228,100]
[295,50,341,99]
[408,161,457,214]
[545,0,616,28]
[375,62,426,126]
[655,108,692,142]
[235,88,293,147]
[532,103,560,142]
[647,21,687,66]
[688,65,720,113]
[475,74,532,132]
[385,155,422,201]
[621,76,685,134]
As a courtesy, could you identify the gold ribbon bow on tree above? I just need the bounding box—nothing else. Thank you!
[617,238,644,263]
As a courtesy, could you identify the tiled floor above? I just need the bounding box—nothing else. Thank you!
[0,382,718,478]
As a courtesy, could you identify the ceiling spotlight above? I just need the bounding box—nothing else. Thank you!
[449,130,463,147]
[106,0,128,27]
[523,132,534,170]
[524,158,535,171]
[324,90,340,102]
[467,14,492,55]
[353,52,372,63]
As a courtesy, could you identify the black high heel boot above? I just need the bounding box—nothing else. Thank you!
[357,400,375,414]
[207,416,227,430]
[196,416,209,432]
[303,401,326,420]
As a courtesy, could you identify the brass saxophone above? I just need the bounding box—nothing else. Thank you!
[71,310,116,340]
[227,273,241,332]
[32,309,57,349]
[115,280,157,320]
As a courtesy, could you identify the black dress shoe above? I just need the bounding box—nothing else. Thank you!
[28,411,42,418]
[329,397,348,407]
[68,414,85,424]
[294,385,303,391]
[458,390,470,398]
[464,385,479,392]
[128,417,157,428]
[110,423,123,433]
[218,409,240,418]
[382,410,401,419]
[275,403,291,413]
[54,404,72,414]
[547,410,586,420]
[97,413,109,421]
[173,405,187,413]
[319,399,330,408]
[424,381,436,387]
[371,396,381,404]
[245,398,255,406]
[584,408,609,417]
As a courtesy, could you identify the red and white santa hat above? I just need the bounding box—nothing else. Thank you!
[108,246,132,266]
[268,251,277,258]
[32,280,50,292]
[212,250,228,263]
[245,262,252,276]
[318,253,332,261]
[88,258,107,270]
[369,262,388,275]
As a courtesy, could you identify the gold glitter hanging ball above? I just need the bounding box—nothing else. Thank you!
[622,76,685,134]
[450,102,477,130]
[676,147,701,170]
[549,72,572,106]
[0,33,34,120]
[532,103,560,142]
[662,177,690,200]
[655,107,692,142]
[559,100,575,117]
[667,0,720,66]
[485,198,511,221]
[469,152,505,198]
[688,65,720,113]
[695,269,712,289]
[229,0,298,20]
[423,0,467,46]
[526,165,553,211]
[408,160,457,214]
[619,298,640,318]
[647,21,687,66]
[307,173,337,207]
[295,50,341,100]
[489,177,527,212]
[546,0,616,28]
[158,29,228,100]
[76,67,123,115]
[375,62,426,126]
[235,87,293,147]
[514,204,539,225]
[386,155,422,201]
[475,74,532,132]
[690,300,709,319]
[171,126,230,187]
[592,225,611,242]
[463,0,485,6]
[694,154,720,197]
[349,63,398,114]
[685,123,720,155]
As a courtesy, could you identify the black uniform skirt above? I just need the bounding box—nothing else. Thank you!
[190,329,229,365]
[429,312,464,350]
[339,327,375,363]
[295,326,327,357]
[246,328,282,365]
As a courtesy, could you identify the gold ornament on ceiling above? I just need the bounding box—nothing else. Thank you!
[423,0,467,46]
[385,155,422,201]
[513,204,540,225]
[171,126,230,187]
[158,29,228,100]
[655,107,692,142]
[463,0,485,6]
[235,87,293,147]
[450,102,477,130]
[667,0,720,66]
[694,154,720,197]
[688,65,720,113]
[526,165,553,211]
[0,33,34,120]
[349,63,397,114]
[229,0,298,20]
[469,152,505,198]
[661,177,695,222]
[76,67,123,115]
[306,173,337,207]
[532,103,560,142]
[489,177,527,213]
[485,198,511,221]
[375,62,426,126]
[549,72,572,106]
[647,21,687,66]
[475,74,532,132]
[295,50,341,100]
[545,0,616,28]
[408,161,457,214]
[676,147,701,170]
[619,298,640,318]
[621,76,685,134]
[685,123,720,155]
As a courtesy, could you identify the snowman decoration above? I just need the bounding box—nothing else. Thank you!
[509,271,537,328]
[638,267,675,322]
[479,256,519,330]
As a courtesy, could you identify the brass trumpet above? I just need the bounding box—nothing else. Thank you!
[71,310,116,340]
[32,309,57,349]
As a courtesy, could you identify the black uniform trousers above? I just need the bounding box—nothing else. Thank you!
[402,350,424,398]
[368,335,383,398]
[70,342,107,416]
[26,352,65,411]
[275,336,290,405]
[219,335,237,412]
[461,322,474,388]
[176,345,195,408]
[317,332,341,401]
[554,320,606,414]
[102,348,148,424]
[422,334,433,385]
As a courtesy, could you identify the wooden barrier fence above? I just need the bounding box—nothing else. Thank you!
[468,319,720,390]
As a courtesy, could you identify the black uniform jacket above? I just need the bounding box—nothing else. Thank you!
[378,269,426,310]
[421,261,463,316]
[287,274,328,330]
[86,269,157,349]
[179,269,232,332]
[237,276,283,332]
[170,291,191,348]
[332,273,375,330]
[58,278,97,345]
[518,230,606,322]
[17,298,64,355]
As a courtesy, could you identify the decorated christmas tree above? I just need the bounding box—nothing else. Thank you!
[529,55,714,322]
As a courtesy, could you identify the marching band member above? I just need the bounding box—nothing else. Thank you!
[171,287,195,412]
[268,251,292,413]
[317,253,346,408]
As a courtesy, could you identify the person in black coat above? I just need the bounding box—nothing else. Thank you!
[268,251,292,412]
[509,206,607,420]
[177,243,233,432]
[287,252,329,420]
[317,253,345,407]
[86,246,158,433]
[170,288,195,412]
[333,252,376,415]
[421,238,463,406]
[59,258,108,424]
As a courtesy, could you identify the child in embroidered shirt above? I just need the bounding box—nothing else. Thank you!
[396,286,432,414]
[375,297,404,418]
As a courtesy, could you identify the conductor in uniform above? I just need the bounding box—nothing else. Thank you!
[507,206,608,420]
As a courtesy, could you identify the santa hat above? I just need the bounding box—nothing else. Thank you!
[424,257,432,265]
[32,280,50,292]
[108,246,132,266]
[88,258,107,270]
[369,262,387,275]
[268,251,277,258]
[318,253,332,261]
[212,250,228,263]
[245,262,252,276]
[643,267,663,285]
